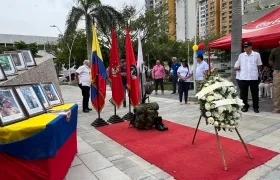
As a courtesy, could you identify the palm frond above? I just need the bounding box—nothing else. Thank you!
[65,7,84,36]
[91,5,124,26]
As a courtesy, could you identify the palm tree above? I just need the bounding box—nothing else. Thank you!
[230,0,242,83]
[65,0,123,60]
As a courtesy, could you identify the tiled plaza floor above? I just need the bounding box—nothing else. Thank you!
[61,85,280,180]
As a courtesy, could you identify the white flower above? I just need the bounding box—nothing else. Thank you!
[221,123,225,126]
[201,96,206,100]
[226,105,232,112]
[205,103,211,110]
[214,121,219,127]
[204,83,210,87]
[232,107,237,111]
[218,114,225,121]
[230,120,235,125]
[205,111,212,117]
[211,104,216,109]
[218,106,225,114]
[230,87,236,93]
[213,111,220,118]
[207,117,215,124]
[226,95,232,99]
[207,96,214,102]
[214,94,220,100]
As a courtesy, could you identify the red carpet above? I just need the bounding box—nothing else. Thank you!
[97,121,278,180]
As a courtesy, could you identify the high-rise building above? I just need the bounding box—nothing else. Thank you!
[147,0,196,41]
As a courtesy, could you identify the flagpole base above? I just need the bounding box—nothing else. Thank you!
[122,112,134,121]
[91,118,109,127]
[107,115,124,124]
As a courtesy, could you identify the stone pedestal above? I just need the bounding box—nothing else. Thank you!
[0,54,62,99]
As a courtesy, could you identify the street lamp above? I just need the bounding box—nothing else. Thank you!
[50,25,77,84]
[186,38,190,60]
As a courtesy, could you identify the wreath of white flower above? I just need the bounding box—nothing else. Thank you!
[198,74,243,132]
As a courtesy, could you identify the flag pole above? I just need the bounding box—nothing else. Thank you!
[140,64,144,104]
[122,90,134,121]
[91,74,109,127]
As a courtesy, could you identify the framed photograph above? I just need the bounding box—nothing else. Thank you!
[33,83,52,109]
[4,51,27,70]
[0,87,28,126]
[14,85,46,117]
[41,82,63,106]
[21,50,36,67]
[0,54,18,76]
[0,64,7,81]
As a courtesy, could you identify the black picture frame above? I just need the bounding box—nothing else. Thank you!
[3,51,27,71]
[13,84,46,117]
[32,83,52,109]
[0,86,28,127]
[21,50,37,67]
[41,82,64,107]
[0,64,7,81]
[0,54,18,76]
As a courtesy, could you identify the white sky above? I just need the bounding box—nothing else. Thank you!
[0,0,145,37]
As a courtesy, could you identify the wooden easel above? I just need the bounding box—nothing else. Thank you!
[192,115,253,170]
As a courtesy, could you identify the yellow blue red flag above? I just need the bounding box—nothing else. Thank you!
[90,25,106,112]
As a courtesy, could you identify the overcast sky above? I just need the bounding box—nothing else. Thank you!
[0,0,144,37]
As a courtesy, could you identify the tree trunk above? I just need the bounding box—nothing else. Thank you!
[85,16,92,61]
[230,0,242,84]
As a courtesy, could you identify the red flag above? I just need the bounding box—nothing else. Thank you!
[125,26,140,107]
[108,28,124,108]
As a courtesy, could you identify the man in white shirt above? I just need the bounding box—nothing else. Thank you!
[195,54,209,92]
[234,42,262,113]
[234,61,240,88]
[75,60,92,113]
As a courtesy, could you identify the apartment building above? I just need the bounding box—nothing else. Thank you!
[146,0,196,41]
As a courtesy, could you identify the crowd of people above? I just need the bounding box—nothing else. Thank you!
[74,40,279,114]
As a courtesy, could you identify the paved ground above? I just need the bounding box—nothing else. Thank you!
[61,85,280,180]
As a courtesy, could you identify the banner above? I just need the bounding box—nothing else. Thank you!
[90,25,106,112]
[108,27,124,108]
[125,26,140,106]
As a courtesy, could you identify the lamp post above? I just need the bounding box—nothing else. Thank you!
[193,0,199,94]
[187,38,190,60]
[50,25,77,84]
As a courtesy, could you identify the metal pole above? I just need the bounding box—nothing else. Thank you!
[193,1,199,94]
[68,34,77,84]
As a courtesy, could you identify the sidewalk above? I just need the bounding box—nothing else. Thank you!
[62,85,280,180]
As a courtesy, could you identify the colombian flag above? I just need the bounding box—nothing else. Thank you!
[90,25,106,112]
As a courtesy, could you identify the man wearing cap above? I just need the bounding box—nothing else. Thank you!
[269,40,280,113]
[120,59,127,107]
[235,42,262,113]
[195,54,209,92]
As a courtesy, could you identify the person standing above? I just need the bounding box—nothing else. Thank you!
[235,42,262,113]
[259,66,273,98]
[171,57,181,94]
[269,40,280,113]
[152,60,165,95]
[177,60,193,104]
[120,59,127,107]
[75,60,92,113]
[195,54,209,93]
[234,61,240,88]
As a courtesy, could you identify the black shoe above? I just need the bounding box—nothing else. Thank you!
[154,117,168,131]
[171,92,175,94]
[241,107,248,112]
[254,108,259,113]
[86,108,92,111]
[83,109,89,113]
[123,101,126,108]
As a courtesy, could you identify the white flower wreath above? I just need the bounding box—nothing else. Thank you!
[196,74,244,132]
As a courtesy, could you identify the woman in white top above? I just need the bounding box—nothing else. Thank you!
[177,60,193,104]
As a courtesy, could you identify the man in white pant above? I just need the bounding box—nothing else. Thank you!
[259,66,273,98]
